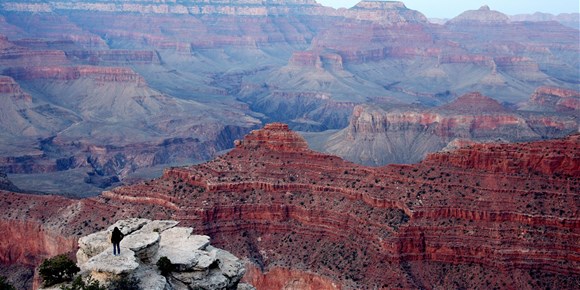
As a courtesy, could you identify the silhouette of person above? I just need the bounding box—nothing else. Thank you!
[111,227,124,256]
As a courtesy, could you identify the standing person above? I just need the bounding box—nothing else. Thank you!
[111,227,124,256]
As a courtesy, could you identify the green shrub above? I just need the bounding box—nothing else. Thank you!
[38,254,80,287]
[60,276,105,290]
[0,275,16,290]
[107,276,140,290]
[156,256,174,276]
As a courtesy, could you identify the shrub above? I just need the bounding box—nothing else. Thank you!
[60,276,105,290]
[0,275,16,290]
[107,276,140,290]
[156,256,174,276]
[38,254,80,287]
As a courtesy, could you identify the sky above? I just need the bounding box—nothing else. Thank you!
[316,0,580,19]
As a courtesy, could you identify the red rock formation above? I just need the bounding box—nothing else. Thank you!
[1,123,578,289]
[66,50,161,65]
[529,86,580,111]
[289,51,322,68]
[234,123,309,152]
[322,92,578,166]
[4,66,146,85]
[423,134,580,176]
[446,5,510,25]
[0,192,79,266]
[439,54,494,66]
[243,264,340,290]
[0,48,68,67]
[438,92,507,113]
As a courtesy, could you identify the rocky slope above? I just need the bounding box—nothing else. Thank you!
[38,218,252,290]
[0,35,259,194]
[318,91,579,166]
[526,86,580,112]
[1,123,578,289]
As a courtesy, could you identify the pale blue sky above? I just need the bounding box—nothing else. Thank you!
[316,0,580,18]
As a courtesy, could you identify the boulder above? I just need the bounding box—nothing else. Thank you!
[155,227,211,271]
[122,231,159,262]
[81,249,139,283]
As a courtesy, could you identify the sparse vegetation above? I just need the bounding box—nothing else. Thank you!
[156,256,174,276]
[0,275,16,290]
[38,254,80,287]
[60,276,105,290]
[107,276,140,290]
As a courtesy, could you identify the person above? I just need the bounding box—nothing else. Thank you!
[111,227,124,256]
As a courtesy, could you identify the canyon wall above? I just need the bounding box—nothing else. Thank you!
[321,92,578,166]
[0,0,578,192]
[1,123,577,289]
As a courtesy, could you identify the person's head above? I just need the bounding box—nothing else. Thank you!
[113,227,120,232]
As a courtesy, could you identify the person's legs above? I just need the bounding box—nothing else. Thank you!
[113,243,119,255]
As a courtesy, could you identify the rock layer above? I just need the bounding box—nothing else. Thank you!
[321,91,578,166]
[1,123,578,289]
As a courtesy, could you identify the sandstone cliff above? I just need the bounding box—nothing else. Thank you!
[320,91,578,166]
[527,86,580,112]
[2,123,578,289]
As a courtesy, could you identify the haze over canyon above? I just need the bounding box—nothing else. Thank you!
[0,1,578,289]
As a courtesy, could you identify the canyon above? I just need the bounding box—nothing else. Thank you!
[314,90,578,165]
[0,2,578,287]
[0,1,577,194]
[0,123,578,289]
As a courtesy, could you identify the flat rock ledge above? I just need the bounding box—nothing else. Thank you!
[44,218,254,290]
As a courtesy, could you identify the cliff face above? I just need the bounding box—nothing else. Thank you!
[1,123,578,289]
[0,0,578,193]
[321,92,578,166]
[528,86,580,112]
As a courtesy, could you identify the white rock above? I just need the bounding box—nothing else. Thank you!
[82,248,139,275]
[195,248,217,270]
[71,219,254,290]
[133,264,169,290]
[76,230,112,265]
[172,269,209,284]
[139,220,179,233]
[123,231,160,262]
[216,249,244,279]
[193,269,229,290]
[155,227,211,271]
[238,283,257,290]
[107,218,151,235]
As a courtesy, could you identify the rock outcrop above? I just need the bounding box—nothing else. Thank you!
[528,86,580,112]
[46,218,252,290]
[447,5,510,25]
[4,66,146,84]
[0,124,579,289]
[319,91,578,166]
